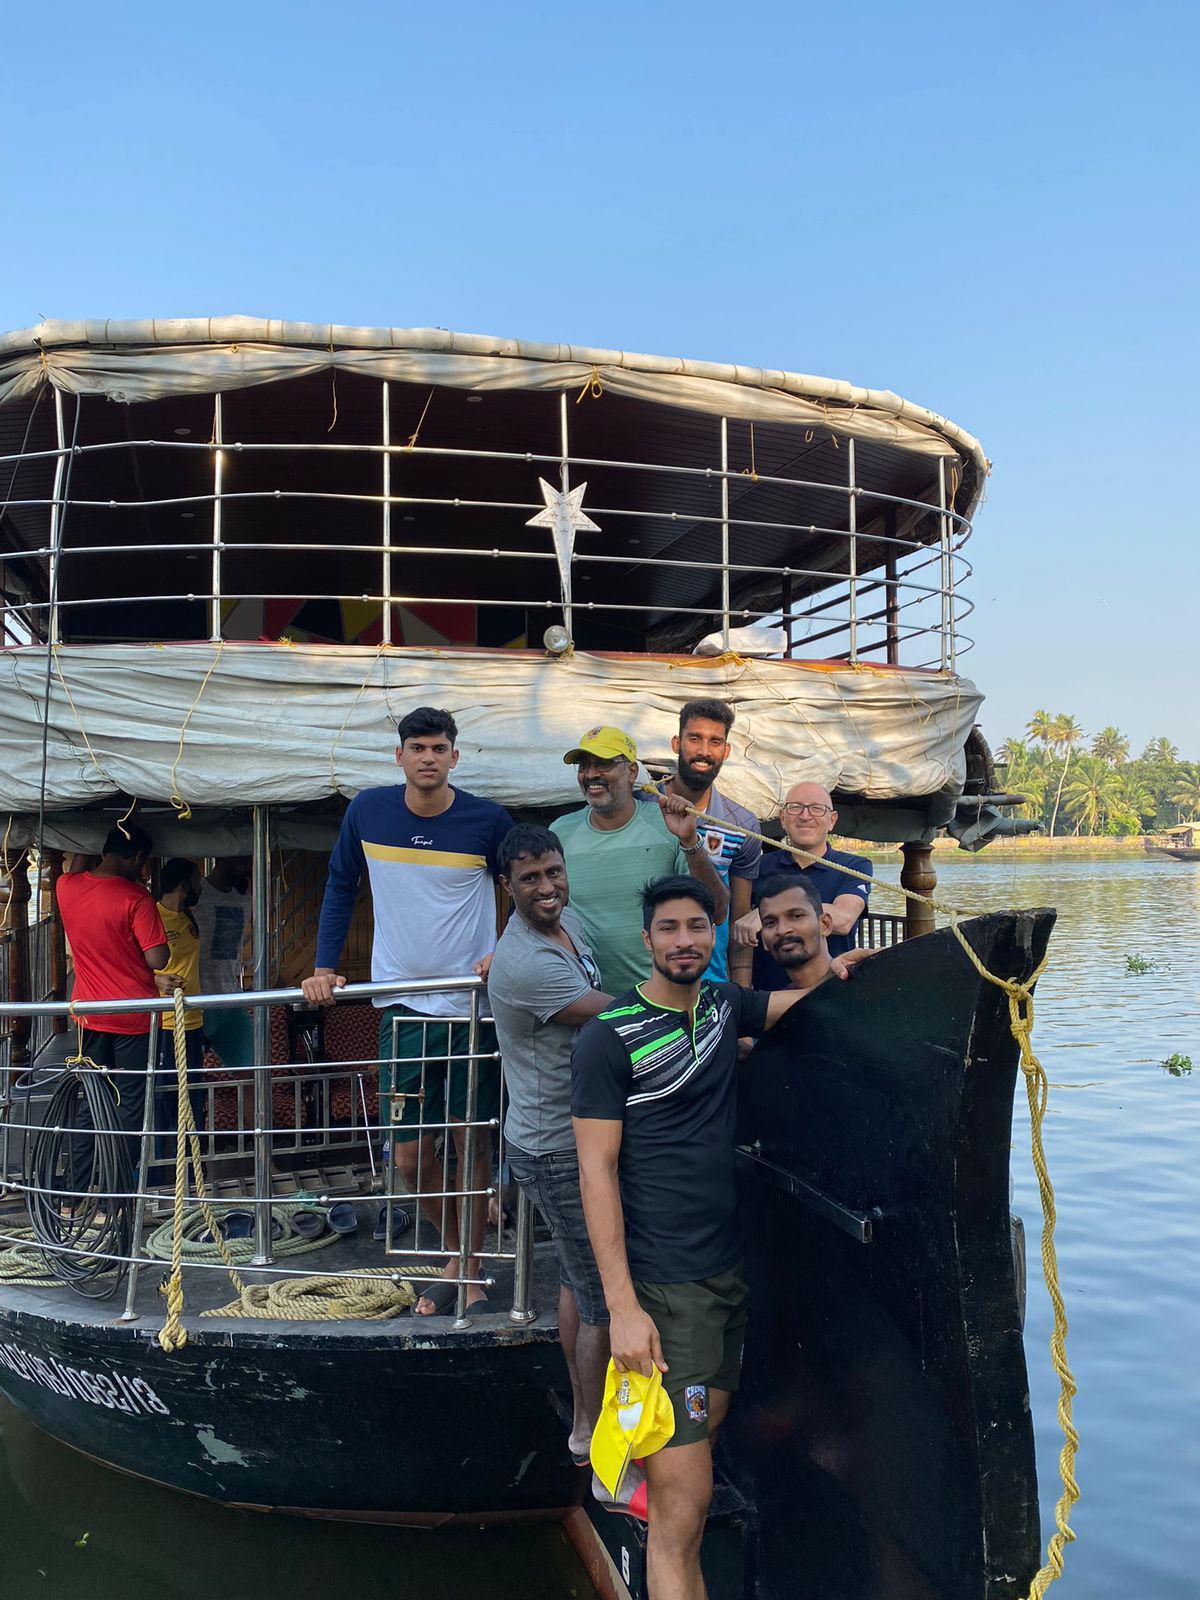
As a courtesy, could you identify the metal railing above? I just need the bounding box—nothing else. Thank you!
[0,976,535,1332]
[0,387,974,668]
[856,912,907,950]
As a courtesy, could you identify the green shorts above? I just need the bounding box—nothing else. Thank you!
[377,1004,500,1144]
[634,1263,748,1448]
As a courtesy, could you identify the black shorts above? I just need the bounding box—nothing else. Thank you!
[633,1263,748,1447]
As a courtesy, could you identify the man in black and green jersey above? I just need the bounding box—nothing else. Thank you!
[571,875,864,1598]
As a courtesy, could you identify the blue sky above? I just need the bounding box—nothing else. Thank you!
[2,1,1195,755]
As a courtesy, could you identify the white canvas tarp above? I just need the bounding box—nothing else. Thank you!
[0,319,986,486]
[0,643,982,817]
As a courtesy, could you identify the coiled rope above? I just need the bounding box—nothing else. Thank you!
[0,1223,59,1286]
[657,787,1079,1599]
[142,1204,340,1265]
[156,990,414,1349]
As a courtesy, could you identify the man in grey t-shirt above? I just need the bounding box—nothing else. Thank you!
[488,824,613,1465]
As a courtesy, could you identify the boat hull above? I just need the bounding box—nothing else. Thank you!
[0,1296,581,1523]
[730,909,1053,1600]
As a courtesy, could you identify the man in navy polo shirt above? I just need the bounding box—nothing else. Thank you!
[731,780,873,990]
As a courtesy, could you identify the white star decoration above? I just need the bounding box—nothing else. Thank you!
[526,478,601,620]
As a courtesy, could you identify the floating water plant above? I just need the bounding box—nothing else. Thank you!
[1160,1053,1193,1077]
[1125,953,1152,974]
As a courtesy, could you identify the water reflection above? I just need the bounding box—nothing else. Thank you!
[0,1396,585,1599]
[935,855,1200,1600]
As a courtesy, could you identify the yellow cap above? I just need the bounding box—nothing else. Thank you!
[589,1362,675,1496]
[562,725,638,765]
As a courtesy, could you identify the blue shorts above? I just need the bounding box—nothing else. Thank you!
[507,1144,609,1327]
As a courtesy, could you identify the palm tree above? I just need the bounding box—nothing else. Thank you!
[1047,714,1084,837]
[1172,764,1200,821]
[1003,744,1049,822]
[1091,726,1129,765]
[1114,769,1154,828]
[1141,736,1180,767]
[1026,709,1056,747]
[1063,756,1121,835]
[997,737,1027,766]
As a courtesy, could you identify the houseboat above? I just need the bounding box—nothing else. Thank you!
[0,318,1043,1598]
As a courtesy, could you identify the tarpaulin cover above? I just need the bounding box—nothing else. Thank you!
[0,319,986,490]
[0,642,982,816]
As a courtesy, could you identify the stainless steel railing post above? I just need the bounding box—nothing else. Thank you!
[0,936,11,1187]
[847,436,858,664]
[120,1013,161,1322]
[719,415,731,651]
[509,1186,536,1325]
[250,805,274,1266]
[452,990,481,1329]
[938,456,950,672]
[209,392,223,643]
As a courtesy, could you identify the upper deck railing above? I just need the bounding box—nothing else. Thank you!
[0,386,974,669]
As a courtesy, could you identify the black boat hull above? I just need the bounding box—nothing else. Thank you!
[0,1300,581,1523]
[730,908,1053,1600]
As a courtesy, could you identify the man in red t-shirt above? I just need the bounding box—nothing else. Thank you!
[56,824,168,1190]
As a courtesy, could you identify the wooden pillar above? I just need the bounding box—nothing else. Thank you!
[43,849,68,1032]
[900,840,936,940]
[4,848,31,1065]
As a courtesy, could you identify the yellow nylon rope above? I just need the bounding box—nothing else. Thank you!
[657,786,1079,1597]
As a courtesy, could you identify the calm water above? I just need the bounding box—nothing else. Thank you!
[1,855,1197,1597]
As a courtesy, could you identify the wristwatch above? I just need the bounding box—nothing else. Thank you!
[682,841,703,856]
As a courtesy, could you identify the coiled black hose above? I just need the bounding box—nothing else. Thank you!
[25,1067,134,1298]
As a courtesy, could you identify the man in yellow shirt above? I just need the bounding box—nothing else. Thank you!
[155,859,206,1159]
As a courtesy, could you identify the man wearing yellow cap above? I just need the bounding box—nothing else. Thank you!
[554,726,729,993]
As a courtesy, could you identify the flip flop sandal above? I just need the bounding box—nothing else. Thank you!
[413,1279,504,1317]
[373,1204,412,1242]
[412,1277,460,1316]
[327,1201,359,1235]
[208,1209,253,1242]
[288,1208,324,1239]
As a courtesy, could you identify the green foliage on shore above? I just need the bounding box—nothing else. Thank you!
[998,715,1199,837]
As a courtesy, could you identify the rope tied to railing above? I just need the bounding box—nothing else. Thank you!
[156,987,415,1346]
[646,783,1080,1598]
[158,986,245,1350]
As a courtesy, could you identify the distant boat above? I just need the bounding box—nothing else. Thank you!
[1145,824,1200,861]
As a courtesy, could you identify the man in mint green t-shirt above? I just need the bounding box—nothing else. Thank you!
[553,725,729,992]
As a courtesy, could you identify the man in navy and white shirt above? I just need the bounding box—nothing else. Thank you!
[732,780,873,990]
[303,706,512,1315]
[654,699,761,985]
